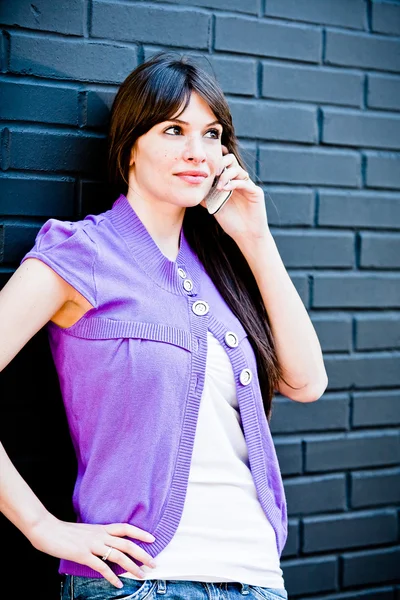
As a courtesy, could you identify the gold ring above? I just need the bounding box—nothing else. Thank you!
[243,172,250,181]
[101,546,113,561]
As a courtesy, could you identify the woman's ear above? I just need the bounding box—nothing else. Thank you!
[129,147,135,167]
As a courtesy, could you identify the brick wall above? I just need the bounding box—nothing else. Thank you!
[1,1,399,598]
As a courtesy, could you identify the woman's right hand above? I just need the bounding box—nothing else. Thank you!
[28,513,157,588]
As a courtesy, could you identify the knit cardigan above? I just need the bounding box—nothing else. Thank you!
[20,193,288,578]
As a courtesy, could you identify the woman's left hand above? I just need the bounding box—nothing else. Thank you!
[200,145,269,243]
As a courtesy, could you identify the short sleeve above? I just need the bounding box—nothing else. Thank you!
[20,218,98,308]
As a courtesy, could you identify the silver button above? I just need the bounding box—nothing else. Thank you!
[177,267,186,279]
[225,331,238,348]
[192,300,209,316]
[183,279,193,292]
[239,368,252,386]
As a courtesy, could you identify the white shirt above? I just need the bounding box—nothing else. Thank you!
[121,330,285,587]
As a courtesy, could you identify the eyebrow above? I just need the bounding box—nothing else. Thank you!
[165,118,222,128]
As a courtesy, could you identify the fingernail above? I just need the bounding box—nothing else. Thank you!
[147,534,155,541]
[149,559,157,568]
[139,570,146,578]
[116,581,124,589]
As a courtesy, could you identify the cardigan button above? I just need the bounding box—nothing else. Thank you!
[192,300,209,316]
[224,331,239,348]
[239,368,253,386]
[177,267,186,279]
[183,279,193,292]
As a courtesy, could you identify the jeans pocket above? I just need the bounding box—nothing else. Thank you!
[71,575,156,600]
[250,586,288,600]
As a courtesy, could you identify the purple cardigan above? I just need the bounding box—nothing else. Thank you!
[20,193,288,578]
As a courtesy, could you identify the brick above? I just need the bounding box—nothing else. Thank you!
[262,62,363,107]
[215,15,321,63]
[7,129,107,175]
[259,146,361,187]
[318,190,400,229]
[264,0,366,30]
[312,316,352,353]
[289,274,309,307]
[303,509,398,553]
[324,353,400,389]
[372,0,400,36]
[271,230,354,268]
[92,2,209,50]
[0,0,84,36]
[366,152,400,190]
[229,100,317,143]
[281,519,299,557]
[284,473,347,515]
[2,80,78,126]
[237,142,257,180]
[342,546,400,587]
[86,89,116,128]
[352,390,400,427]
[305,431,400,472]
[0,176,75,217]
[1,223,44,264]
[322,108,400,150]
[351,467,400,508]
[149,0,258,14]
[356,315,400,351]
[360,232,400,268]
[368,74,400,111]
[313,273,400,308]
[202,55,257,97]
[325,29,400,72]
[9,32,138,84]
[270,394,349,435]
[282,556,338,596]
[274,438,302,475]
[263,187,314,227]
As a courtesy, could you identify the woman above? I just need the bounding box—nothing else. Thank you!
[0,52,328,599]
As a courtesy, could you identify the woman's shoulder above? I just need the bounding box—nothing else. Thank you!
[20,212,109,309]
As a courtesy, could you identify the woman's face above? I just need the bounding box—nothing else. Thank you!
[128,91,224,209]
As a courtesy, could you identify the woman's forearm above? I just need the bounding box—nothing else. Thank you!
[0,441,52,542]
[236,229,328,402]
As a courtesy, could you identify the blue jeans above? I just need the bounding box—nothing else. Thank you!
[60,575,288,600]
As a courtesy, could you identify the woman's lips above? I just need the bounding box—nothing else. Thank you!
[176,174,207,185]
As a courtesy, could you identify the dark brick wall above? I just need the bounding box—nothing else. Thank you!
[1,1,399,598]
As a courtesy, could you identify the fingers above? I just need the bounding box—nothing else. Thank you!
[103,523,155,543]
[94,544,149,579]
[87,555,126,589]
[103,534,156,570]
[216,165,246,190]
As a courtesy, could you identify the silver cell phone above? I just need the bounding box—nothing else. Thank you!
[204,166,233,215]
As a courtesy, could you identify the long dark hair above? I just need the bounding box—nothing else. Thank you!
[107,51,297,422]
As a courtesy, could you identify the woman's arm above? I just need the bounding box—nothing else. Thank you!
[0,259,157,586]
[236,231,328,403]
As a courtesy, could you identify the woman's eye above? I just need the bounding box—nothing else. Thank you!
[164,126,221,139]
[165,126,182,135]
[205,129,221,139]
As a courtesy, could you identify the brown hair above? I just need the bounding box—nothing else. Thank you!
[107,51,297,421]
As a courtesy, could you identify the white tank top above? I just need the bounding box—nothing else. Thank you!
[121,330,285,587]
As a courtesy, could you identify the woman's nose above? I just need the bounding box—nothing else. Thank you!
[182,136,207,162]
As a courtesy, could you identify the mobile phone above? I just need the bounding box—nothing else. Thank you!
[204,166,233,215]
